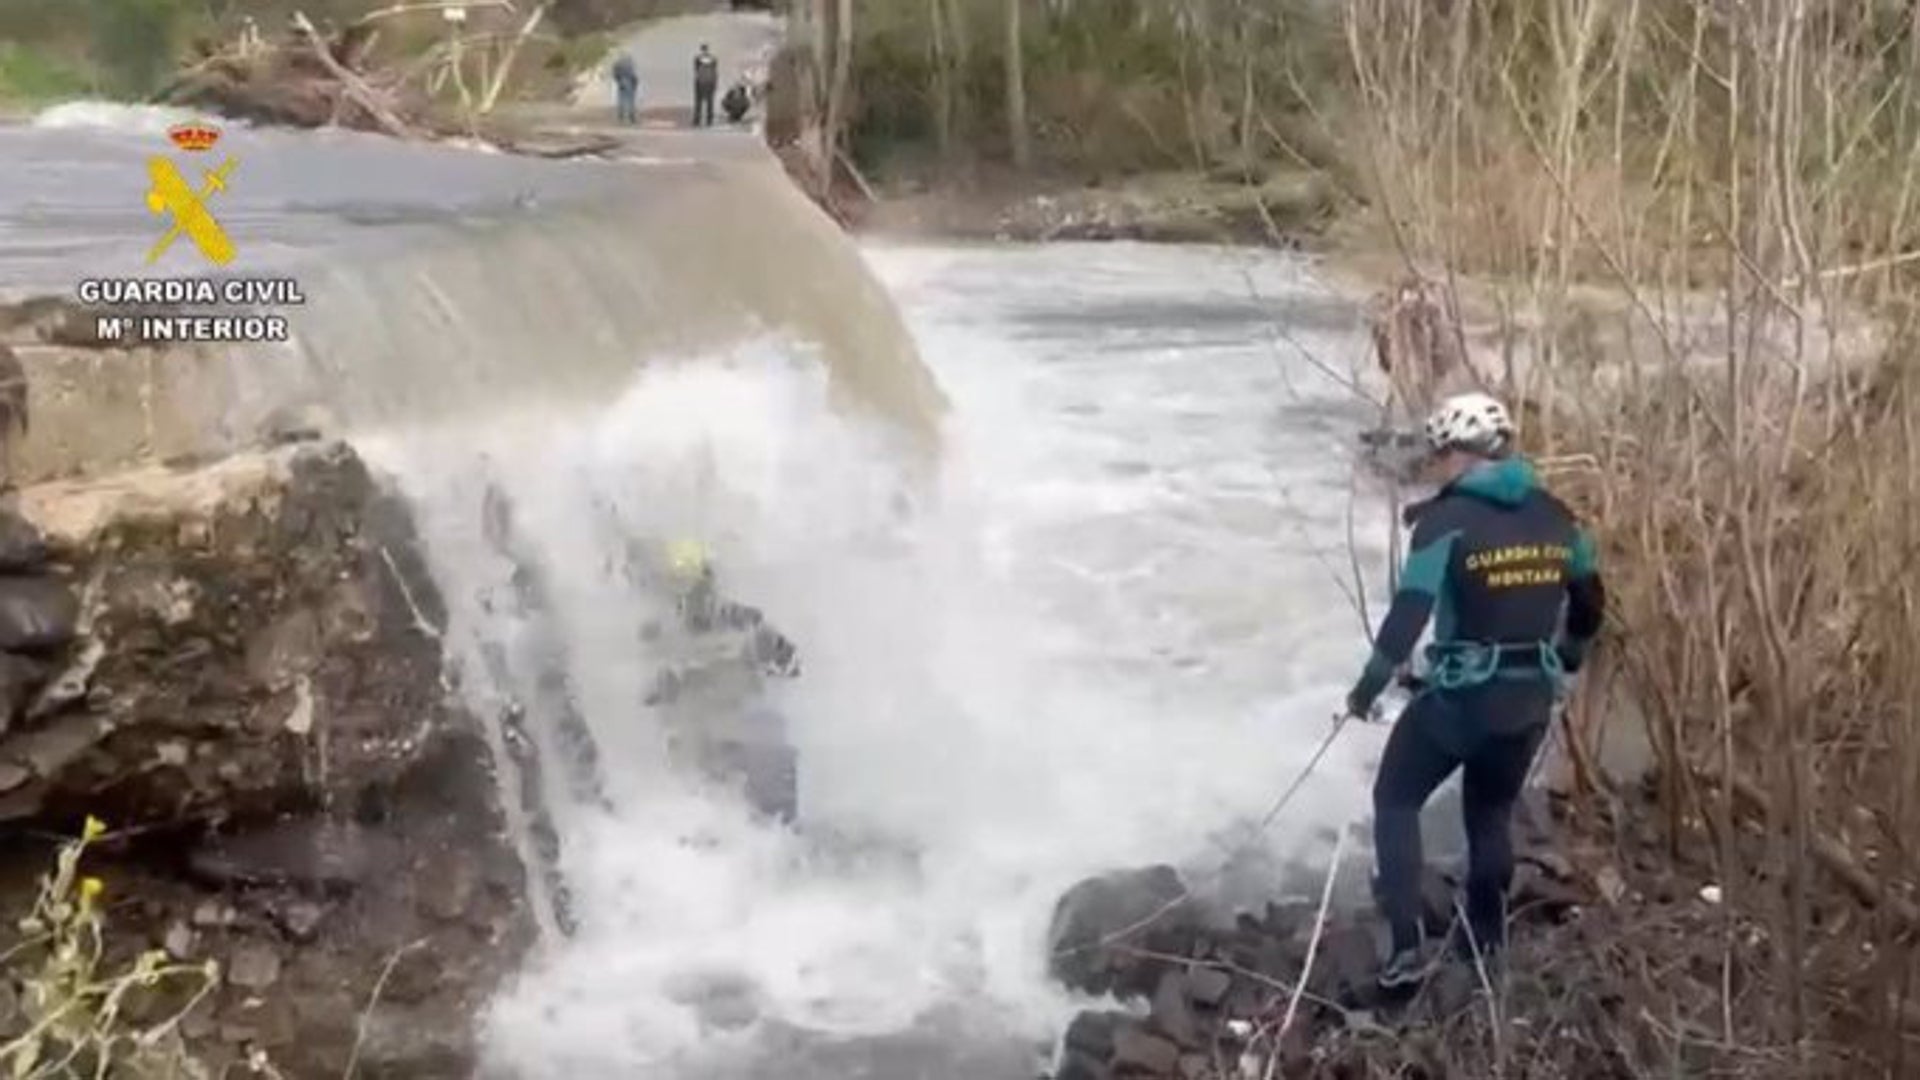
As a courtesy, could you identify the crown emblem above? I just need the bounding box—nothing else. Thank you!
[167,123,221,152]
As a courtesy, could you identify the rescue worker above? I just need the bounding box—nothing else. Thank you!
[691,44,720,128]
[645,539,801,822]
[611,51,639,125]
[721,79,752,124]
[1341,392,1606,989]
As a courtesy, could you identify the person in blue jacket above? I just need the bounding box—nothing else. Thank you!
[611,52,640,125]
[1343,392,1607,989]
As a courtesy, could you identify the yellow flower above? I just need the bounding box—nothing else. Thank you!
[79,877,104,901]
[81,816,107,842]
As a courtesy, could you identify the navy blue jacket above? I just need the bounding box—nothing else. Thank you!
[1347,457,1606,714]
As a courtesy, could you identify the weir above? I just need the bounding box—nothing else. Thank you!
[0,110,945,484]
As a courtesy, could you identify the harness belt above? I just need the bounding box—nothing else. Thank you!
[1422,640,1565,692]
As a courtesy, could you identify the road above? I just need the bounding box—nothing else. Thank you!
[569,9,785,129]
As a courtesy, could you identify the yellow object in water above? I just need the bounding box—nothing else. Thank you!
[666,538,710,580]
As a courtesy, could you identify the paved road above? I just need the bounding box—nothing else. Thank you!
[571,10,784,124]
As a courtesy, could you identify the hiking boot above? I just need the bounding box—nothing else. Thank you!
[1378,946,1434,991]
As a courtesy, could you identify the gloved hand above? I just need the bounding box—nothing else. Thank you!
[1342,688,1384,724]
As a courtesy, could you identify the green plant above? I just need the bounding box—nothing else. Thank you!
[1,817,219,1079]
[0,43,93,105]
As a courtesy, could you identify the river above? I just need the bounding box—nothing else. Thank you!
[361,240,1405,1078]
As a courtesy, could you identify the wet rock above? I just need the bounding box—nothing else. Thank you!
[225,943,281,990]
[1307,924,1382,1009]
[350,1006,472,1078]
[188,818,399,894]
[0,574,77,653]
[1149,970,1203,1048]
[268,899,326,944]
[0,509,50,573]
[1111,1023,1181,1075]
[1262,899,1317,939]
[0,716,108,810]
[1187,967,1232,1008]
[221,995,296,1048]
[1048,865,1199,997]
[0,653,50,733]
[417,851,477,920]
[1056,1049,1114,1080]
[192,900,238,928]
[164,921,196,959]
[1064,1010,1127,1059]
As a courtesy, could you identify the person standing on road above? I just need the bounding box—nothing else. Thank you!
[1340,392,1607,990]
[611,51,639,125]
[692,43,720,127]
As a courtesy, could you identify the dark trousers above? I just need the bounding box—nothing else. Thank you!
[1371,681,1551,953]
[693,84,716,126]
[615,83,637,124]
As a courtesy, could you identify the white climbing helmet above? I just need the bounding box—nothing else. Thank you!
[1423,392,1514,455]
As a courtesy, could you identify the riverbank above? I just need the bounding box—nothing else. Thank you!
[855,165,1344,250]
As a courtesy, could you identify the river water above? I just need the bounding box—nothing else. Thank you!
[363,240,1407,1078]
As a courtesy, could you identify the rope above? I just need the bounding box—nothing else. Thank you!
[1052,710,1364,961]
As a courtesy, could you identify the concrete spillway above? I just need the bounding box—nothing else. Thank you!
[0,107,944,484]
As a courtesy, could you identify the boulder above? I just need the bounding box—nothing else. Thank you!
[1063,1010,1129,1060]
[1048,865,1201,997]
[0,574,77,654]
[0,508,49,572]
[11,442,454,826]
[1306,924,1384,1010]
[1149,970,1203,1048]
[1111,1022,1181,1076]
[0,441,533,1079]
[187,818,402,894]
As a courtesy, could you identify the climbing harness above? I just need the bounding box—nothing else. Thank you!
[1422,640,1565,692]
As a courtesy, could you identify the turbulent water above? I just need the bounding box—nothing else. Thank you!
[359,240,1410,1078]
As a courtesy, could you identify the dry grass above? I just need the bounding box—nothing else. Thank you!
[0,818,219,1079]
[1324,0,1920,1072]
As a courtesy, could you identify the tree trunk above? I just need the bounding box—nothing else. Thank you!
[946,0,971,151]
[930,0,952,158]
[819,0,854,199]
[1005,0,1031,169]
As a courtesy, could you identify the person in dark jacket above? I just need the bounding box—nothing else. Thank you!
[1343,392,1606,989]
[645,539,802,823]
[721,80,752,124]
[692,44,720,127]
[611,52,639,125]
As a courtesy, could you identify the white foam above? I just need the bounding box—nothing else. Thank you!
[32,101,215,134]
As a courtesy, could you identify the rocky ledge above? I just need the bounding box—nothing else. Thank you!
[1042,796,1613,1080]
[0,439,532,1078]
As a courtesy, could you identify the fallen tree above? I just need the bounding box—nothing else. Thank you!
[149,4,588,153]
